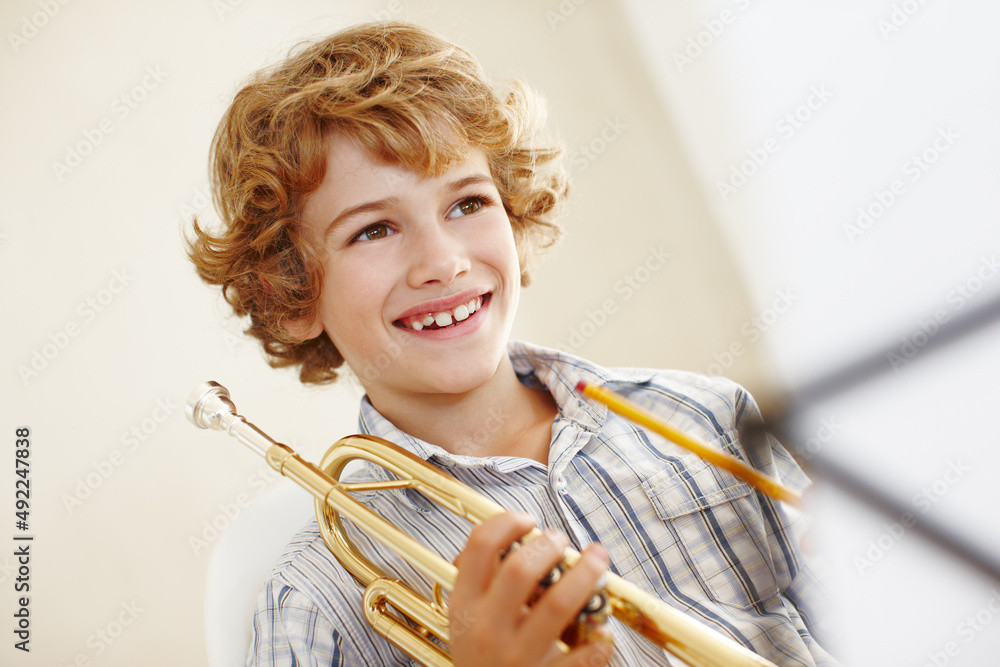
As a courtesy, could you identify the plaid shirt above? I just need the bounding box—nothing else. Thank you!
[247,342,838,666]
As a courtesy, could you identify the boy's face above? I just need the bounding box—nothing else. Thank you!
[298,133,521,403]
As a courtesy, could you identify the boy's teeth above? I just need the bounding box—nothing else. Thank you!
[405,296,483,331]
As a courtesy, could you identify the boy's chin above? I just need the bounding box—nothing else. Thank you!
[399,353,507,397]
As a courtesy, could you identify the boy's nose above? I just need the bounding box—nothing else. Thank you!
[405,222,471,288]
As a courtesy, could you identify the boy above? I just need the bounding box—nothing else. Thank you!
[189,21,836,666]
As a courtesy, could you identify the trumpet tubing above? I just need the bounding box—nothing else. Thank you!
[187,381,777,667]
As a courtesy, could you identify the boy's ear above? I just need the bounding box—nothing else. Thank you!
[283,317,324,340]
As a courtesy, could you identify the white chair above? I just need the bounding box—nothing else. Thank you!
[204,481,315,667]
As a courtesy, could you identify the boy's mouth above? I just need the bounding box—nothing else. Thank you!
[395,293,489,331]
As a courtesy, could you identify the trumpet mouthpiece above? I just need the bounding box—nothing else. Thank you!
[186,381,236,430]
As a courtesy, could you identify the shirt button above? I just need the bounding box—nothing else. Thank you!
[555,475,567,490]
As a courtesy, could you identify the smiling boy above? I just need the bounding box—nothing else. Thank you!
[189,21,836,667]
[292,139,555,465]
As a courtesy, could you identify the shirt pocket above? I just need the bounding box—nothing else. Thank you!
[640,457,779,611]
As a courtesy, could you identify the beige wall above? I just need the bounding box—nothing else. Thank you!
[0,1,761,664]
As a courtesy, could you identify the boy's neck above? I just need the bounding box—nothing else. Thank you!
[366,357,559,465]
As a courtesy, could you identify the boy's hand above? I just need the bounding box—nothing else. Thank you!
[449,512,614,667]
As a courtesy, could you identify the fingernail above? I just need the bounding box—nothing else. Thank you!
[587,542,609,565]
[544,528,568,547]
[593,624,615,645]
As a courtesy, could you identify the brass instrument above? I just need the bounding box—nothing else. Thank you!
[187,381,777,667]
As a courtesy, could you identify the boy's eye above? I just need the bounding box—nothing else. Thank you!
[352,222,395,243]
[447,196,486,219]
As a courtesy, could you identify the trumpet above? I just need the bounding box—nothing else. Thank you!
[187,381,777,667]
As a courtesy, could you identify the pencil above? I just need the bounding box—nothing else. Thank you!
[576,380,802,508]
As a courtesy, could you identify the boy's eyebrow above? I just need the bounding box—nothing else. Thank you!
[445,173,495,192]
[323,196,400,239]
[322,172,496,239]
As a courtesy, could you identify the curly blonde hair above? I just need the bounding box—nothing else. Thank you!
[188,22,568,384]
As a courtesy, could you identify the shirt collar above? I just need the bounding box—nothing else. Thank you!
[357,397,500,469]
[355,341,657,467]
